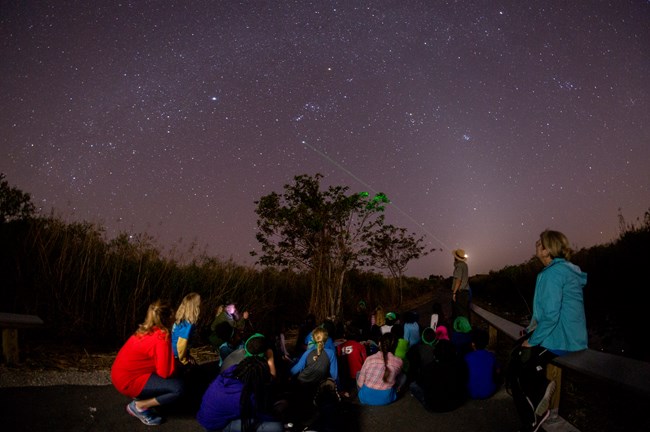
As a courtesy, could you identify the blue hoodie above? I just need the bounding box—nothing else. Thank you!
[528,258,588,353]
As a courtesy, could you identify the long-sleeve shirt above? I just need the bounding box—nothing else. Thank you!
[337,339,367,379]
[465,349,498,399]
[357,351,402,391]
[403,322,420,347]
[171,320,195,365]
[528,258,588,353]
[290,347,338,382]
[111,327,176,398]
[197,364,278,431]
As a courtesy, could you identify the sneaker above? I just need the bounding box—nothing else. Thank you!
[126,400,162,426]
[532,409,550,432]
[535,381,556,416]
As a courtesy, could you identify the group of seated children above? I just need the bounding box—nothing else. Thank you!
[110,295,501,429]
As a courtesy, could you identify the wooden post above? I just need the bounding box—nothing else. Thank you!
[0,313,45,366]
[2,328,20,365]
[488,324,498,348]
[546,363,562,410]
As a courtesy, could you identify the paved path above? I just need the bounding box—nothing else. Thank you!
[0,382,520,432]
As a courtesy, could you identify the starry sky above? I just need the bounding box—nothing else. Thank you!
[2,1,649,278]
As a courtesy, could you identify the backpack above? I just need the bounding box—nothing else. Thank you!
[298,349,330,385]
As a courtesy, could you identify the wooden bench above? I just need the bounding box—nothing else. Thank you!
[0,312,44,365]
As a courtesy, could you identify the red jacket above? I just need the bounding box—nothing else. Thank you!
[111,327,175,398]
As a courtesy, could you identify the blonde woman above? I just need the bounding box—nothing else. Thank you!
[511,230,587,432]
[291,327,338,385]
[172,292,201,366]
[111,300,183,426]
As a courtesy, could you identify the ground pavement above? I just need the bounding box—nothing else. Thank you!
[0,383,520,432]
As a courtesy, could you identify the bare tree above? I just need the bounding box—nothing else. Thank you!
[364,224,433,306]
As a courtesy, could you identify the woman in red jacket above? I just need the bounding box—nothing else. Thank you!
[111,300,184,426]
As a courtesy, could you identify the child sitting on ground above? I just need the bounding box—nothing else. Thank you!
[356,333,405,406]
[465,328,501,399]
[336,326,367,397]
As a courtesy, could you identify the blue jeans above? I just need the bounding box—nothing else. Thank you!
[137,373,184,406]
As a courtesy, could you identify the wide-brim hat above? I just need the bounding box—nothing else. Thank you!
[452,249,467,262]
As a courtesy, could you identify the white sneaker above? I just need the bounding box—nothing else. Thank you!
[535,380,556,416]
[532,409,550,432]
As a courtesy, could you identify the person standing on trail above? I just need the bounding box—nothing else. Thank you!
[451,249,471,321]
[508,230,587,432]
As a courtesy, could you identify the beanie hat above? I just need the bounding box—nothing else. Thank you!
[453,316,472,333]
[435,325,450,341]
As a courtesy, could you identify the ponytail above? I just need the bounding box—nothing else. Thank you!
[311,327,328,356]
[136,300,173,336]
[379,333,396,383]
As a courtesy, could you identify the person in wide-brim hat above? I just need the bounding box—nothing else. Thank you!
[452,249,467,262]
[451,248,471,324]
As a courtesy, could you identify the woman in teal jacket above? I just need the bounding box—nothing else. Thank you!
[511,229,587,432]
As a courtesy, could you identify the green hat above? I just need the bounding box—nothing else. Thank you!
[385,312,397,321]
[453,316,472,333]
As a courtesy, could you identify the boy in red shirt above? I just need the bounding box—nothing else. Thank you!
[336,326,367,397]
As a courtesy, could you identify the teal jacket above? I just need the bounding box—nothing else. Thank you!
[528,258,588,353]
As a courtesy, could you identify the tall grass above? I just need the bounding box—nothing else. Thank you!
[0,214,432,347]
[4,208,648,361]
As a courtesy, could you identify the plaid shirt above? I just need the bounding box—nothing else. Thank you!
[357,351,403,390]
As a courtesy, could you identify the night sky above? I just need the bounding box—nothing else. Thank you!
[2,1,649,278]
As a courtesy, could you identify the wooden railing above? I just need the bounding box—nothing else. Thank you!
[470,303,650,432]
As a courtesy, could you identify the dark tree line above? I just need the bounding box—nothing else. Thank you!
[0,173,35,224]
